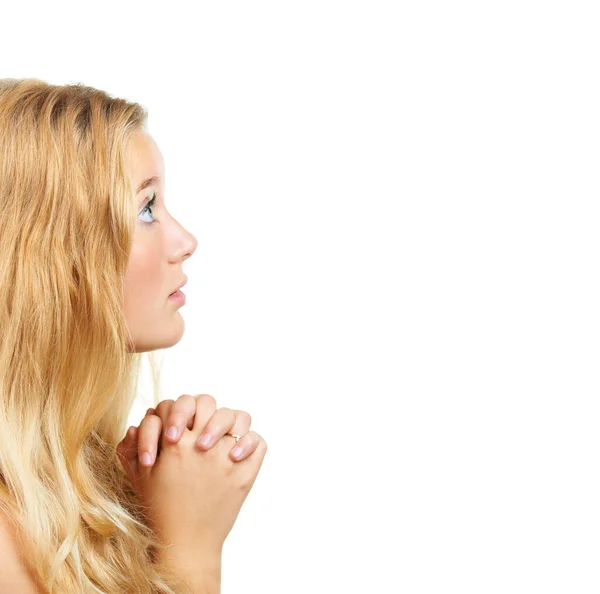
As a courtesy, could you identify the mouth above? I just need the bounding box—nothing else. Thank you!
[168,289,186,305]
[170,277,188,296]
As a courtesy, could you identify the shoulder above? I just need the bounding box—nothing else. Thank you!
[0,508,43,593]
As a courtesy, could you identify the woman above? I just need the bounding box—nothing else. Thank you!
[0,78,267,593]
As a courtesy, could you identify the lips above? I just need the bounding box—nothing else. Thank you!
[170,277,188,295]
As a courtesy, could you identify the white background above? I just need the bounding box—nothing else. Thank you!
[2,1,600,592]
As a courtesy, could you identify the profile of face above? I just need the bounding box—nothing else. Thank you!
[122,129,198,353]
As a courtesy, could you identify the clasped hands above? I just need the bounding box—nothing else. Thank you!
[117,393,260,483]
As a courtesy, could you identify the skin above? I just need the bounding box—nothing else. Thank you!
[117,394,262,480]
[118,131,259,466]
[123,128,198,354]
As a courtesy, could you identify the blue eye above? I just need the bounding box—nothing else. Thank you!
[139,192,157,224]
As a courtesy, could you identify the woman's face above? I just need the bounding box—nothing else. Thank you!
[123,129,198,353]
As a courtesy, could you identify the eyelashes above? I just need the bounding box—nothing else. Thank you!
[146,191,157,210]
[139,192,157,224]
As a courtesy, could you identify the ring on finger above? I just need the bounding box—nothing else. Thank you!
[229,434,247,459]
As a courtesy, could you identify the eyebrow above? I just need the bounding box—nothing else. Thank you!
[136,176,160,194]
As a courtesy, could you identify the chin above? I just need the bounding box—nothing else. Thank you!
[130,316,186,353]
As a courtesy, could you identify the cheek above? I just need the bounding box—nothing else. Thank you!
[123,241,164,311]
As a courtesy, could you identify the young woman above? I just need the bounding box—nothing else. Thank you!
[0,78,267,593]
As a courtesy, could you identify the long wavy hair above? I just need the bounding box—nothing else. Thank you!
[0,78,187,593]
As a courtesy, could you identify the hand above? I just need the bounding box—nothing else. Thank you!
[116,393,267,554]
[117,394,261,488]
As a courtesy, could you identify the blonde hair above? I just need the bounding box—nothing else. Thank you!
[0,78,189,592]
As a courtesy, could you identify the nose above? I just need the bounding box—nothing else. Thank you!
[169,219,198,263]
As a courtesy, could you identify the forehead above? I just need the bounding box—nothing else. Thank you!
[125,129,165,189]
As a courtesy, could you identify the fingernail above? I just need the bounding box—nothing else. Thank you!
[141,452,152,466]
[231,446,243,459]
[166,426,178,440]
[198,434,211,447]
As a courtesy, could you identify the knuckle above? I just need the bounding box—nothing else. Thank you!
[169,395,195,427]
[195,393,217,408]
[235,410,252,425]
[177,393,196,408]
[155,399,175,415]
[220,407,236,421]
[140,413,162,432]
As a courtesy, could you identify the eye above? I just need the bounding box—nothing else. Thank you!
[139,192,158,224]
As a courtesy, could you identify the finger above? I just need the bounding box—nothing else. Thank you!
[137,414,163,468]
[119,424,138,448]
[196,407,237,450]
[162,394,198,443]
[229,430,261,461]
[234,435,268,484]
[191,394,218,435]
[145,407,156,416]
[224,410,252,461]
[117,426,139,478]
[117,426,138,461]
[149,399,176,454]
[154,399,175,418]
[231,410,252,433]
